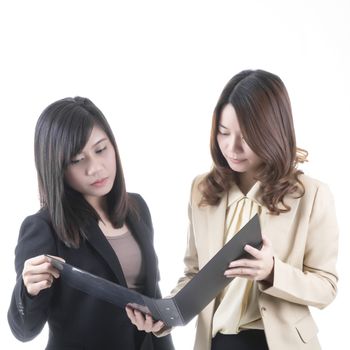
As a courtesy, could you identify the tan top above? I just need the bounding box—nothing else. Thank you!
[212,181,264,337]
[106,229,145,291]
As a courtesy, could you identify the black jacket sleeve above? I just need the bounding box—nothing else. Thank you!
[7,213,58,341]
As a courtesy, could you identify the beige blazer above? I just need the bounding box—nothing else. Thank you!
[172,173,338,350]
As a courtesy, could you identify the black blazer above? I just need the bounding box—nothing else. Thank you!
[8,193,174,350]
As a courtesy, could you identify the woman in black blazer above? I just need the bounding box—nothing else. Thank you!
[7,97,174,350]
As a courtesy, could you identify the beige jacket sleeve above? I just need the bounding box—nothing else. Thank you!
[259,182,338,309]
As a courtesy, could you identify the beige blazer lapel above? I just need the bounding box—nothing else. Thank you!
[206,194,228,260]
[261,195,301,259]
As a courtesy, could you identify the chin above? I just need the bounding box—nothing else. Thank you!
[228,165,248,173]
[91,188,112,197]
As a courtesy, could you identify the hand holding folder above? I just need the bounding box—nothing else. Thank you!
[48,214,262,327]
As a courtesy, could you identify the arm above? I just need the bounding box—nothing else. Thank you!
[259,183,338,309]
[7,214,59,341]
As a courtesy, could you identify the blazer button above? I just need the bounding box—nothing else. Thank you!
[260,306,267,315]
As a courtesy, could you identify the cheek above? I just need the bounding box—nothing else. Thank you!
[65,169,82,190]
[108,153,117,173]
[217,136,226,153]
[250,153,263,167]
[244,146,261,164]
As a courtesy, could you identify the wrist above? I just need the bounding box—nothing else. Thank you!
[263,257,275,284]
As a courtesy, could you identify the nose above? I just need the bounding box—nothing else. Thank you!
[85,157,103,176]
[227,135,243,153]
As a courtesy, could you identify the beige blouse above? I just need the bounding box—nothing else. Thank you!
[212,181,264,337]
[106,230,145,292]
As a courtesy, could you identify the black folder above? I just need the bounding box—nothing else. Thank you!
[48,214,262,327]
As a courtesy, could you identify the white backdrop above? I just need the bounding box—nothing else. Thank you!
[1,1,349,349]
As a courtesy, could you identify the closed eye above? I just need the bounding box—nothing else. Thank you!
[218,129,230,136]
[71,157,84,165]
[96,146,107,154]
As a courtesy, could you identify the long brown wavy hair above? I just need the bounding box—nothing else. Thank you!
[199,69,307,214]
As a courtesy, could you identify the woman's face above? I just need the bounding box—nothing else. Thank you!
[64,126,117,208]
[217,104,262,178]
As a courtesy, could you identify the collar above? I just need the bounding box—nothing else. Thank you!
[227,181,263,207]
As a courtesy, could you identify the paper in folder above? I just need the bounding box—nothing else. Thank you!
[48,214,262,327]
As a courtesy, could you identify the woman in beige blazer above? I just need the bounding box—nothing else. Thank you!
[127,70,339,350]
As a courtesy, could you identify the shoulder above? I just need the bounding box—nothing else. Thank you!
[16,209,58,268]
[296,174,336,217]
[127,192,152,223]
[127,192,149,212]
[192,173,208,188]
[298,173,333,200]
[297,175,338,233]
[20,208,53,233]
[18,208,57,247]
[189,173,208,206]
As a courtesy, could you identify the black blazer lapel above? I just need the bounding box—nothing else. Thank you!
[126,209,158,297]
[83,193,159,296]
[84,220,128,287]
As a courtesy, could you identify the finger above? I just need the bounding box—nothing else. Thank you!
[152,320,165,332]
[243,244,262,259]
[25,255,63,278]
[24,261,61,279]
[225,266,242,277]
[46,255,66,263]
[144,314,155,333]
[125,306,137,323]
[24,273,54,284]
[224,266,257,278]
[261,234,272,248]
[25,262,55,275]
[229,259,257,268]
[134,310,147,330]
[145,314,165,332]
[26,255,51,266]
[45,255,66,278]
[26,277,54,296]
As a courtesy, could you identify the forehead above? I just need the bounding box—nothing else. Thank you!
[219,104,241,130]
[83,126,108,148]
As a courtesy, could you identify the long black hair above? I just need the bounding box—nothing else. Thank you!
[35,97,129,247]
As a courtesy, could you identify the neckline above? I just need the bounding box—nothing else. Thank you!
[105,229,129,239]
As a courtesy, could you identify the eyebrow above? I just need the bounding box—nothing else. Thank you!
[73,137,109,157]
[75,138,108,156]
[92,137,108,147]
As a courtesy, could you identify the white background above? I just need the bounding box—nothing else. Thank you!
[1,1,349,349]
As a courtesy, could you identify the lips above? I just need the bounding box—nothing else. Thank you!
[227,157,246,164]
[91,177,109,187]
